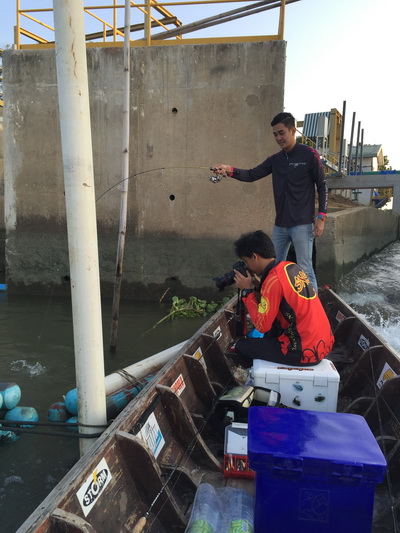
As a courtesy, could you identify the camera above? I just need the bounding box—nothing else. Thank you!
[213,260,248,291]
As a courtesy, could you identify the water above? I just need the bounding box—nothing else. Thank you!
[336,240,400,354]
[0,294,209,533]
[1,240,400,532]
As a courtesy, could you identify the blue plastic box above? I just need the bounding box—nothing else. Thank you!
[248,407,387,533]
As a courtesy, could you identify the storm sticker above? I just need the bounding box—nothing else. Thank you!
[76,458,112,517]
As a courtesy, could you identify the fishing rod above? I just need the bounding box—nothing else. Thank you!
[96,166,226,202]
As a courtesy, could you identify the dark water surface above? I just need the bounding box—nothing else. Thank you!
[0,294,208,532]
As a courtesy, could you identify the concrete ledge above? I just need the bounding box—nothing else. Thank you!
[317,206,399,287]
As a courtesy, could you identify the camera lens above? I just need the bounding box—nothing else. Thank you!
[213,261,247,291]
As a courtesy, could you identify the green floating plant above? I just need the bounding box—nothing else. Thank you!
[144,295,232,334]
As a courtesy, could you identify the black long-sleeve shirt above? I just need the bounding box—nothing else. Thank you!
[231,143,328,228]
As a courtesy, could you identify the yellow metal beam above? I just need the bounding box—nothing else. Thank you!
[85,17,179,40]
[20,28,49,44]
[15,0,295,49]
[19,34,280,50]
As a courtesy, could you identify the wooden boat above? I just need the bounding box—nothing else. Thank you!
[17,288,400,532]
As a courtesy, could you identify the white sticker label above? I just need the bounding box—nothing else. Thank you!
[335,310,346,323]
[138,412,165,458]
[357,334,370,351]
[193,346,206,368]
[171,373,186,396]
[213,326,222,340]
[76,458,112,517]
[377,362,397,389]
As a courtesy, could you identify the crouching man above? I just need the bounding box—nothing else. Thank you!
[233,230,334,367]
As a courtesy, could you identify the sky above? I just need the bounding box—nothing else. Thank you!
[1,0,399,169]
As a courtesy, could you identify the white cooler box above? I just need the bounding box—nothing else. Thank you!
[251,358,340,412]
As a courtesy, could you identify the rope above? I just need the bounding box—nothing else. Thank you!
[0,418,110,439]
[114,368,146,389]
[0,426,104,439]
[0,418,109,428]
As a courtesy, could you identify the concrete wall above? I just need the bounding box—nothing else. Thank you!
[3,42,285,299]
[317,206,399,287]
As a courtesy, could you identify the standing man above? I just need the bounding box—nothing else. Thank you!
[214,112,328,292]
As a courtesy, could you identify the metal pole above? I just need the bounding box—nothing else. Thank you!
[359,128,364,175]
[338,100,346,175]
[354,121,361,175]
[347,112,356,174]
[110,0,131,352]
[278,0,286,39]
[53,0,107,456]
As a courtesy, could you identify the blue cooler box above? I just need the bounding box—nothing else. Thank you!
[248,407,386,533]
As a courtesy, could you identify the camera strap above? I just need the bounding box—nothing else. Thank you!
[235,289,246,337]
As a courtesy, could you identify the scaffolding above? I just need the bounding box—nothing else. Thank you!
[14,0,298,49]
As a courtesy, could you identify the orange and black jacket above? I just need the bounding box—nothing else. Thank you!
[242,260,334,364]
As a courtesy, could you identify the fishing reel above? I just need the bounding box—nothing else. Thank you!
[209,167,227,184]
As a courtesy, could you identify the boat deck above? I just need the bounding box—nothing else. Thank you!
[17,290,400,532]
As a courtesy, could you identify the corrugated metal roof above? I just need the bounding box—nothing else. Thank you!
[348,144,382,157]
[303,111,330,137]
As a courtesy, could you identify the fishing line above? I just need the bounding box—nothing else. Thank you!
[96,165,216,203]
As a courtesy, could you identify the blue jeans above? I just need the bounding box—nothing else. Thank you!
[272,224,318,293]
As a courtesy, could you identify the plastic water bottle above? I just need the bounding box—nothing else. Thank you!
[220,487,254,533]
[185,483,224,533]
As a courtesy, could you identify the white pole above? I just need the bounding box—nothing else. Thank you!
[53,0,107,456]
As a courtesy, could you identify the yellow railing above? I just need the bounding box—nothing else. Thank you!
[14,0,297,49]
[297,129,339,171]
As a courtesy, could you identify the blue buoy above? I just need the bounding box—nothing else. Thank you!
[5,406,39,428]
[0,423,19,443]
[0,382,22,410]
[47,401,70,422]
[66,416,78,432]
[65,389,78,416]
[106,375,154,420]
[64,374,154,419]
[0,394,3,410]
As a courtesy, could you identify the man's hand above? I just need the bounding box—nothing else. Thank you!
[213,164,231,175]
[234,269,255,290]
[314,219,325,238]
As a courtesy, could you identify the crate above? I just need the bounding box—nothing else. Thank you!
[248,407,387,533]
[224,422,255,479]
[251,358,340,411]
